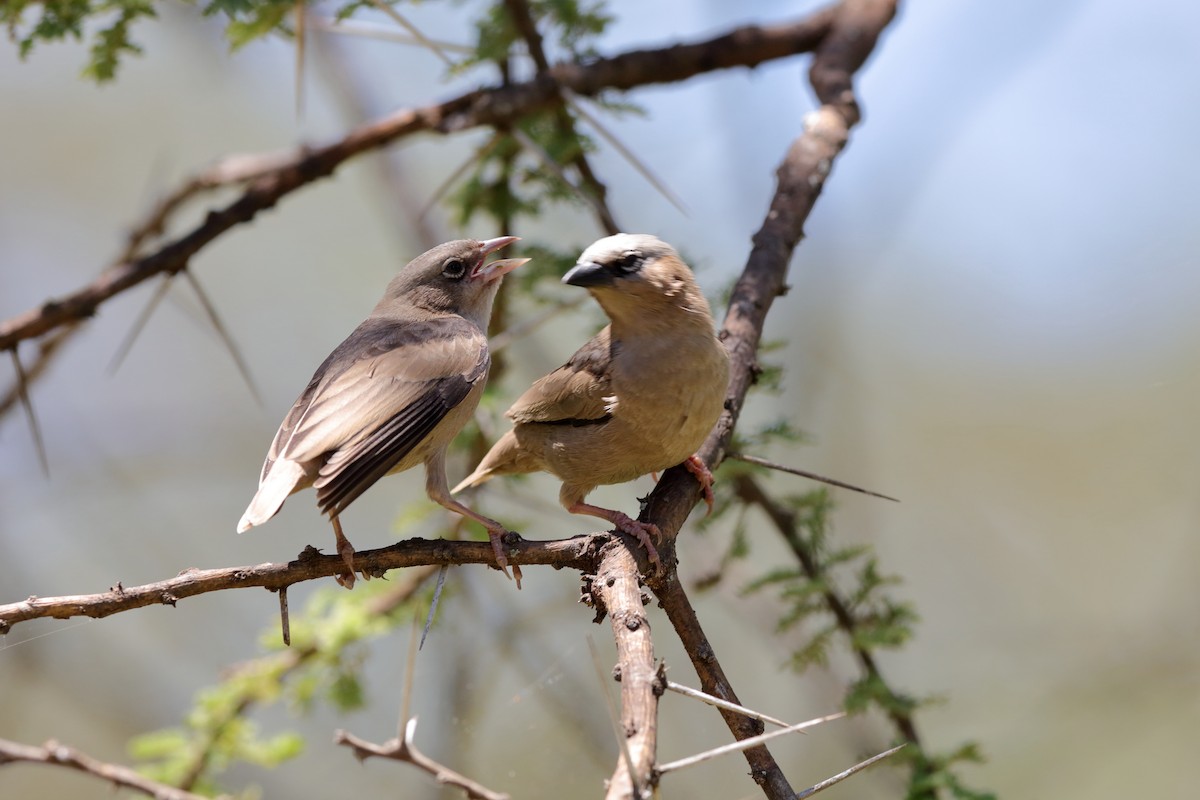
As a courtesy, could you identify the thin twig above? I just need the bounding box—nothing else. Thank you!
[509,126,615,227]
[107,274,173,374]
[657,712,845,775]
[567,94,689,216]
[419,564,448,650]
[278,584,290,646]
[665,681,790,728]
[795,743,907,798]
[180,269,261,404]
[0,737,223,800]
[7,347,49,476]
[336,720,509,800]
[309,18,474,52]
[726,452,898,502]
[0,324,77,417]
[364,0,456,67]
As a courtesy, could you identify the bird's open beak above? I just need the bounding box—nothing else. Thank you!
[474,257,529,283]
[471,235,526,282]
[562,261,614,288]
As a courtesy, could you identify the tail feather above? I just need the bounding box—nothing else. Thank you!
[452,430,525,494]
[452,464,496,494]
[237,459,308,532]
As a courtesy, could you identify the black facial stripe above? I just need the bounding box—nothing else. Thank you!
[611,250,644,274]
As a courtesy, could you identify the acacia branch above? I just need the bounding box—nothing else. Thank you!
[503,0,620,235]
[337,720,508,800]
[633,1,898,798]
[586,540,662,799]
[0,534,603,635]
[0,9,837,355]
[0,737,221,800]
[732,473,925,749]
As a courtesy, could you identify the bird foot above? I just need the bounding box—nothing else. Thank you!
[566,502,662,572]
[487,528,523,589]
[331,517,368,590]
[608,512,663,572]
[684,454,716,517]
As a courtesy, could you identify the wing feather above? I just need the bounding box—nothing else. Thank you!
[257,316,488,515]
[507,326,615,424]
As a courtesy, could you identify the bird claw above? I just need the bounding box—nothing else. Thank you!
[612,513,662,573]
[684,454,716,517]
[488,528,522,589]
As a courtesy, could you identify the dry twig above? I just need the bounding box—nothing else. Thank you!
[0,534,603,635]
[0,737,222,800]
[795,743,907,798]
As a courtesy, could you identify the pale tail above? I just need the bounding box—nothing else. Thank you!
[237,459,308,532]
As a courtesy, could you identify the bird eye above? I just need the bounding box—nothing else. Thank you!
[616,251,642,274]
[442,258,467,279]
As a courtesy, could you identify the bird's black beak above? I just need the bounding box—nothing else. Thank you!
[562,261,615,288]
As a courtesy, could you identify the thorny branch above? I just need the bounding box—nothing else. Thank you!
[1,3,904,799]
[0,737,222,800]
[0,534,603,635]
[585,541,662,800]
[637,1,899,798]
[336,722,509,800]
[732,474,925,745]
[0,9,838,358]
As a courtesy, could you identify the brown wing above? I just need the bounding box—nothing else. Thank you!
[507,325,615,424]
[261,316,488,515]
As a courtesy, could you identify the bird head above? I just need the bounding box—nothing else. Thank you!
[563,233,711,327]
[377,236,528,327]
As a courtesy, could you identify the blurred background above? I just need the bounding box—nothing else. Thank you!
[2,1,1197,798]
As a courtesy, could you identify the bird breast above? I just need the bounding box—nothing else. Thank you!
[547,329,728,486]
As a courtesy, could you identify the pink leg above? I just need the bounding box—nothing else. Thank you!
[428,454,521,587]
[331,516,359,589]
[566,501,662,570]
[684,454,716,516]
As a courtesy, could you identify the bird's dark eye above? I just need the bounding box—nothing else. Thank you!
[615,250,642,274]
[442,258,467,280]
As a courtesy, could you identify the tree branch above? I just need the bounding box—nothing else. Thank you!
[731,473,925,748]
[336,720,509,800]
[632,1,899,797]
[0,8,837,355]
[586,540,661,799]
[0,534,603,635]
[0,737,221,800]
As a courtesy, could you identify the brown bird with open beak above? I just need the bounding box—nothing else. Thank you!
[453,233,730,566]
[238,237,529,587]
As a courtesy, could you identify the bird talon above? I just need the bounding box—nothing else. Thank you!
[615,514,662,571]
[684,454,716,517]
[488,528,522,589]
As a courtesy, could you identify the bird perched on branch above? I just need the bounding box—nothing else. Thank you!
[454,233,729,566]
[238,237,528,588]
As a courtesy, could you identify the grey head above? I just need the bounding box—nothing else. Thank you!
[374,236,526,329]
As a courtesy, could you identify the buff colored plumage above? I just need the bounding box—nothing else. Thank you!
[454,233,729,564]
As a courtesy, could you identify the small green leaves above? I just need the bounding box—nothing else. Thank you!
[4,0,156,81]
